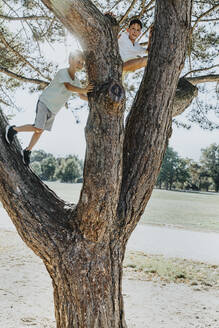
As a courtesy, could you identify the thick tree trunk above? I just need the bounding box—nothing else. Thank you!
[47,242,126,328]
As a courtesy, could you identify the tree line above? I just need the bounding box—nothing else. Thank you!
[30,150,83,183]
[157,143,219,192]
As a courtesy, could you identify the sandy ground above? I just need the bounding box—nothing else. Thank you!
[0,230,219,328]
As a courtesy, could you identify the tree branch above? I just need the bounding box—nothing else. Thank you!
[191,4,219,32]
[192,18,219,22]
[0,109,75,262]
[186,74,219,85]
[41,0,125,242]
[183,64,219,77]
[117,0,192,240]
[172,77,198,117]
[138,0,155,19]
[0,14,53,21]
[0,66,49,87]
[119,0,138,25]
[0,31,49,80]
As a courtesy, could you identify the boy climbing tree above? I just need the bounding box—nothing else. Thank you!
[5,50,93,166]
[119,18,148,73]
[105,13,153,73]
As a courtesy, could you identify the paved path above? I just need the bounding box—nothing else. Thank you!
[127,224,219,264]
[1,208,219,264]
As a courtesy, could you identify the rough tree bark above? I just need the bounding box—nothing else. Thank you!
[0,0,192,327]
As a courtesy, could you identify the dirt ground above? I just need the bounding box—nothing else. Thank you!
[0,230,219,328]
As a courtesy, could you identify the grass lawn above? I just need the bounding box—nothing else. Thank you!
[142,189,219,233]
[44,182,219,233]
[1,181,217,233]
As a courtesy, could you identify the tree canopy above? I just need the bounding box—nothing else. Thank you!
[0,0,218,128]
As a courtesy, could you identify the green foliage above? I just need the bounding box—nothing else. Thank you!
[31,161,42,177]
[0,0,218,128]
[157,147,190,190]
[40,156,57,181]
[30,150,83,183]
[55,157,82,183]
[31,149,53,162]
[200,143,219,191]
[157,144,219,192]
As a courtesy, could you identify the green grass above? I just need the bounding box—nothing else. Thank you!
[142,189,219,232]
[45,181,82,203]
[124,251,219,288]
[1,182,219,233]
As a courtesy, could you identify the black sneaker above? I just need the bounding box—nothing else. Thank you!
[23,149,31,166]
[5,125,17,144]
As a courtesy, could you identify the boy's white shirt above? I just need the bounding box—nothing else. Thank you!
[118,32,146,62]
[39,68,81,115]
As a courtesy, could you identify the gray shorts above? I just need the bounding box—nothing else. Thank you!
[34,101,56,131]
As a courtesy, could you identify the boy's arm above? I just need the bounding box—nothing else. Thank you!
[79,93,88,101]
[64,82,93,95]
[123,57,147,72]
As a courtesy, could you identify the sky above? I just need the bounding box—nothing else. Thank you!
[11,34,219,163]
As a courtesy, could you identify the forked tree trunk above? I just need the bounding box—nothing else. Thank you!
[0,0,192,327]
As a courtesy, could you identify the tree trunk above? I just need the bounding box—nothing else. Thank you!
[46,240,126,328]
[0,0,192,327]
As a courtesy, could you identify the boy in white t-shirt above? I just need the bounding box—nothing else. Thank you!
[5,50,93,166]
[118,18,148,73]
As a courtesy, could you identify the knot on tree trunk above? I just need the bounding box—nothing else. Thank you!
[90,79,125,114]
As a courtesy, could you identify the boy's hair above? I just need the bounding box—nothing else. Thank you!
[69,49,84,61]
[129,19,143,29]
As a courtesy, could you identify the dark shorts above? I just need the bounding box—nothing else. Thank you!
[34,101,56,131]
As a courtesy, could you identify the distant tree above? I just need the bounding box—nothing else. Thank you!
[199,168,212,191]
[175,158,190,190]
[40,156,57,181]
[56,157,82,183]
[30,161,42,177]
[157,147,179,190]
[31,149,53,163]
[187,161,202,190]
[200,143,219,192]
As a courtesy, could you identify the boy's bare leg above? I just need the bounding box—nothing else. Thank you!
[14,124,37,132]
[13,125,43,150]
[123,57,147,73]
[26,130,43,151]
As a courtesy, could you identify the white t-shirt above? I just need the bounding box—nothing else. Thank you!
[118,32,146,62]
[39,68,81,115]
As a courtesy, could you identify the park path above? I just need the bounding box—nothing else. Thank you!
[1,208,219,264]
[127,224,219,264]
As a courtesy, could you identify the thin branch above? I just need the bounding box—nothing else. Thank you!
[110,0,123,11]
[183,64,219,77]
[0,14,52,21]
[186,74,219,85]
[192,18,219,22]
[2,0,31,41]
[191,4,219,32]
[0,86,20,110]
[1,0,52,56]
[138,0,155,19]
[119,0,138,25]
[0,66,49,87]
[0,31,49,80]
[40,16,56,38]
[0,98,10,106]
